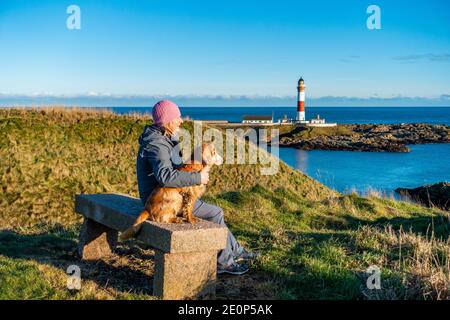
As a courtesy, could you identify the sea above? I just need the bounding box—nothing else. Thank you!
[111,106,450,195]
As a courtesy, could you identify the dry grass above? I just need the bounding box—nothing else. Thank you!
[359,225,450,299]
[1,106,150,123]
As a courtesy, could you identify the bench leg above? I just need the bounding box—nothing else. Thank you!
[78,218,118,260]
[153,250,217,300]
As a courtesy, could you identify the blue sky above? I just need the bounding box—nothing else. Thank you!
[0,0,449,106]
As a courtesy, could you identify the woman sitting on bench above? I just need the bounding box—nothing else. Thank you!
[136,100,258,275]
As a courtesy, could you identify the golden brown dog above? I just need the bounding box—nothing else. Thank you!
[120,142,223,241]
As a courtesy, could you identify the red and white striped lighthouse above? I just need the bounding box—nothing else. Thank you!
[296,77,306,121]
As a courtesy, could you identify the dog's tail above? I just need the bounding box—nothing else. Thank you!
[119,209,151,241]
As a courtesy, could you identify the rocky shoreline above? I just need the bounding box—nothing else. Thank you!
[278,123,450,152]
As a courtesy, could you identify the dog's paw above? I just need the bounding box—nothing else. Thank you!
[187,216,198,223]
[175,217,184,224]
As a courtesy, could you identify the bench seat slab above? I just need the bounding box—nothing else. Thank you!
[75,194,227,253]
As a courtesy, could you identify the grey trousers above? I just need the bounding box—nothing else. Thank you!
[193,199,244,268]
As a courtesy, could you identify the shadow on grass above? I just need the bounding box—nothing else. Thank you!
[305,211,449,239]
[0,227,154,296]
[373,215,450,239]
[250,229,365,300]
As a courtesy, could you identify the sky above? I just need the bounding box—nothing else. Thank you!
[0,0,449,106]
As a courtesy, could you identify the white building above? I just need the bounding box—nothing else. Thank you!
[307,114,337,127]
[310,114,326,124]
[242,115,273,124]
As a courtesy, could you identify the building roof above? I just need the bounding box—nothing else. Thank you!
[242,115,273,121]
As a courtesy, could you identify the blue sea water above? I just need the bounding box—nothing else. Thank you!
[278,144,450,196]
[112,106,450,125]
[111,106,450,194]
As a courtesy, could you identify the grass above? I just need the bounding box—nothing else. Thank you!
[279,124,358,140]
[0,107,449,300]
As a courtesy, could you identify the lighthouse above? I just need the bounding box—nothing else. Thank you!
[296,77,306,122]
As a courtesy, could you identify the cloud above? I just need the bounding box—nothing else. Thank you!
[310,95,450,106]
[1,93,450,107]
[393,53,450,62]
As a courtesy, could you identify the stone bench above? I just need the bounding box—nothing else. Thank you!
[74,193,228,299]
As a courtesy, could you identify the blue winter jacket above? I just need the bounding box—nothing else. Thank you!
[136,125,201,205]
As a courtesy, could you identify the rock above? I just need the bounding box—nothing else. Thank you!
[395,182,450,211]
[279,123,449,152]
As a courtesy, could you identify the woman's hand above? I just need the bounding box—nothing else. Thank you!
[200,166,210,185]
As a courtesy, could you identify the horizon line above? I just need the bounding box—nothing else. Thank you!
[2,105,450,108]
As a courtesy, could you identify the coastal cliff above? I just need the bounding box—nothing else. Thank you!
[279,123,450,152]
[1,108,449,300]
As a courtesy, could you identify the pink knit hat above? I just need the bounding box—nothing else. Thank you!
[152,100,181,126]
